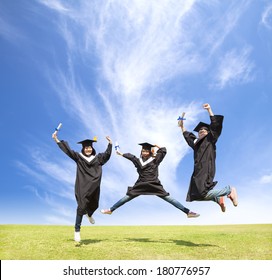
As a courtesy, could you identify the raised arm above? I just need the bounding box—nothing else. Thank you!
[203,103,224,143]
[52,129,78,160]
[178,112,187,133]
[177,112,196,148]
[203,103,214,116]
[98,136,113,165]
[153,145,167,165]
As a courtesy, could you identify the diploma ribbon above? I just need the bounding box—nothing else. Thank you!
[115,142,120,151]
[177,116,186,121]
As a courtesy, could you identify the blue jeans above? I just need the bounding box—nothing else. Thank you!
[110,195,190,214]
[203,185,231,204]
[75,214,83,232]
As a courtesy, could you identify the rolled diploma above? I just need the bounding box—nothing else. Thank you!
[56,123,62,131]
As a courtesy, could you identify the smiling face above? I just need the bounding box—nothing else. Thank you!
[198,127,209,139]
[83,146,93,156]
[141,148,152,159]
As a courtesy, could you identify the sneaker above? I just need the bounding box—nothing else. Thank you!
[227,187,238,206]
[219,196,226,212]
[86,214,95,224]
[74,231,81,242]
[187,211,200,218]
[101,209,112,215]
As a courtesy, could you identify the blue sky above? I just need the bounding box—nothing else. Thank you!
[1,0,272,227]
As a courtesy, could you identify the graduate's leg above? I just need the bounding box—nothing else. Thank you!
[74,209,83,242]
[110,195,137,212]
[204,185,231,203]
[75,208,84,232]
[204,185,232,212]
[159,195,190,214]
[86,205,98,224]
[85,188,100,223]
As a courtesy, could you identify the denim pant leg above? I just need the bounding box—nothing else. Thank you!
[204,185,231,203]
[159,195,190,214]
[75,214,83,232]
[110,195,137,212]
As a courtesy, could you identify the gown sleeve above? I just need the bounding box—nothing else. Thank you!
[183,131,197,149]
[209,115,224,144]
[57,140,79,162]
[123,153,139,167]
[98,143,112,165]
[154,147,167,165]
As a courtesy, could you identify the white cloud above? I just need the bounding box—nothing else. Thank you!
[212,47,254,89]
[37,0,70,13]
[259,173,272,184]
[20,0,260,225]
[41,0,205,195]
[16,148,75,202]
[91,0,198,98]
[261,4,272,30]
[0,15,24,43]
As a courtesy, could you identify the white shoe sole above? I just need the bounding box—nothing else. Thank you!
[230,188,238,206]
[74,232,81,242]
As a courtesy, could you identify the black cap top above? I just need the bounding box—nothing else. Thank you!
[193,122,210,132]
[138,142,154,150]
[77,138,97,147]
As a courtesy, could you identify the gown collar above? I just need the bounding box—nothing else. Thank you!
[79,153,96,162]
[139,157,154,166]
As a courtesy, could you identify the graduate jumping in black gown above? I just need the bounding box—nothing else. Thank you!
[52,130,112,242]
[178,103,238,212]
[101,142,200,218]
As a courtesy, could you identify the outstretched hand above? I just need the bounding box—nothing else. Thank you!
[116,150,123,156]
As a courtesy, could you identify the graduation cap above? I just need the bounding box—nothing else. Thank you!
[138,142,155,150]
[193,122,210,132]
[77,137,97,147]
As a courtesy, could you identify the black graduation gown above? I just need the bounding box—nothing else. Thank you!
[58,141,112,216]
[124,147,169,197]
[183,115,224,201]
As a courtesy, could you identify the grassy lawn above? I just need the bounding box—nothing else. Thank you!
[0,224,271,260]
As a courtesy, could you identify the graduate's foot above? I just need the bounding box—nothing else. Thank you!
[187,211,200,218]
[86,214,95,224]
[74,231,81,242]
[227,187,238,207]
[219,196,226,212]
[101,209,112,215]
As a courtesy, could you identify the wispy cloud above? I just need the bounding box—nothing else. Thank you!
[20,0,254,223]
[261,4,272,30]
[90,1,198,98]
[0,14,24,43]
[16,147,75,202]
[41,0,205,181]
[211,47,255,89]
[196,0,251,55]
[24,185,75,224]
[37,0,70,13]
[259,172,272,184]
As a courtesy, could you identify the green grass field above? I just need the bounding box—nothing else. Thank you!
[0,224,271,260]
